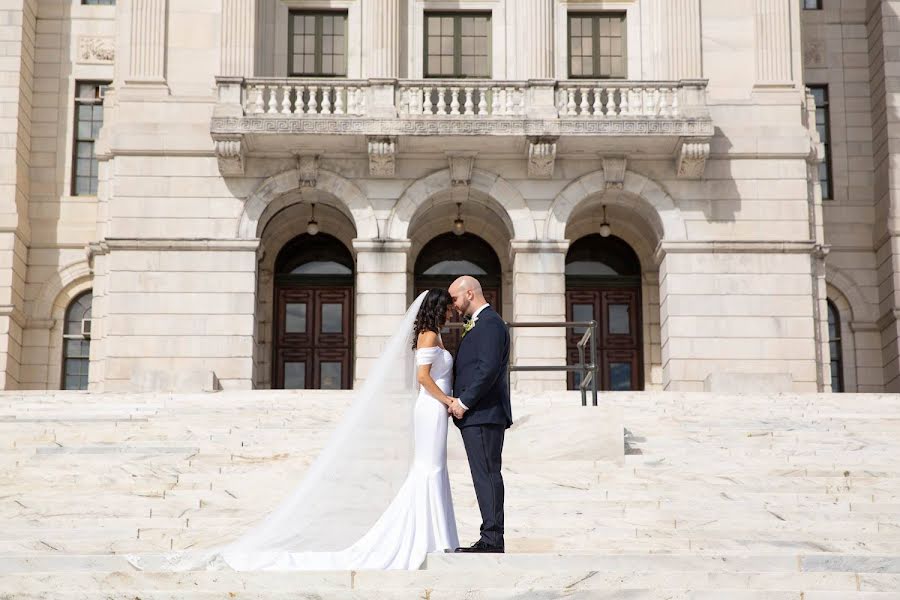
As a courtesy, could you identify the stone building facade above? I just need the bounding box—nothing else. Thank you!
[0,0,895,393]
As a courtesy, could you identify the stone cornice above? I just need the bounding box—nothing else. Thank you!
[655,240,819,262]
[211,116,715,138]
[89,239,261,255]
[352,239,412,252]
[509,240,570,255]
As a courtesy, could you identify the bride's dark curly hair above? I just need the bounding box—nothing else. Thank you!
[412,289,453,349]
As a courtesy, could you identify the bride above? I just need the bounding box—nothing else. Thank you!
[126,289,459,571]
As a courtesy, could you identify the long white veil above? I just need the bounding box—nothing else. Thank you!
[127,290,429,571]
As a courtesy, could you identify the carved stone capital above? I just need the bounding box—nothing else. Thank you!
[297,154,319,187]
[601,156,627,189]
[368,136,397,177]
[78,36,115,64]
[527,137,557,178]
[214,137,245,176]
[447,151,477,185]
[676,139,710,179]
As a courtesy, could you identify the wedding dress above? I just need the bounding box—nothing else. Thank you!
[125,291,458,571]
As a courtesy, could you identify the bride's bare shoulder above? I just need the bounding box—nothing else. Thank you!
[416,330,439,348]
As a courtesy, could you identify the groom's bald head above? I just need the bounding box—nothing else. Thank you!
[449,276,486,318]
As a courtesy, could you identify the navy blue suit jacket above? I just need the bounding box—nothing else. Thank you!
[452,306,512,429]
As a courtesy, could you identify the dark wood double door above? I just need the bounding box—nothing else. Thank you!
[273,285,353,389]
[566,286,642,391]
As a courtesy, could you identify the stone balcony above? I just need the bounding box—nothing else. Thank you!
[211,76,713,179]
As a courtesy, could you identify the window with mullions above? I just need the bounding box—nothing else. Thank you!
[72,81,108,196]
[568,13,627,78]
[62,291,92,391]
[289,11,347,76]
[425,13,491,78]
[809,85,833,200]
[827,300,844,393]
[803,0,823,9]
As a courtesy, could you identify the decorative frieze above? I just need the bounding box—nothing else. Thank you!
[297,155,319,188]
[447,152,476,186]
[78,37,115,64]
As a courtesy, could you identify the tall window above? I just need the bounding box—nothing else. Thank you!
[803,0,823,9]
[809,85,833,200]
[568,13,627,78]
[425,13,491,78]
[827,300,844,393]
[62,291,92,391]
[72,82,108,196]
[289,11,347,76]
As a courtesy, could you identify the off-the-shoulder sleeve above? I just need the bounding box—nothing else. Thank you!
[415,346,442,366]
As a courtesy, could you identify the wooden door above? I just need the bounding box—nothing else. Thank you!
[274,286,353,389]
[566,287,642,391]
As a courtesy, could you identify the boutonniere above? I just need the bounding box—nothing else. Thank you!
[461,318,476,338]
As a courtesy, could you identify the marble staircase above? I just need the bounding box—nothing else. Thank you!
[0,390,899,599]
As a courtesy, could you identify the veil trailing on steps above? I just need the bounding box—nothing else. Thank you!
[126,291,429,571]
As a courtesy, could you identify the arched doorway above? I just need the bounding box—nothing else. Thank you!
[566,234,643,391]
[414,232,502,356]
[272,233,354,389]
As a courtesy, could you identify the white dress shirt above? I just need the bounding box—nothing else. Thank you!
[457,303,490,411]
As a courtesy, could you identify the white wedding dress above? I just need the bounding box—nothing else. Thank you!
[226,346,459,570]
[126,292,456,572]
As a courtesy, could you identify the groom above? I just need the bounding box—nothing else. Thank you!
[447,275,512,554]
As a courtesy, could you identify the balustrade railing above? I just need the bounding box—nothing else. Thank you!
[398,80,526,117]
[229,78,706,122]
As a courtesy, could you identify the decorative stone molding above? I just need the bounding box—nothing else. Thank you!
[601,156,627,189]
[78,36,115,64]
[676,139,710,179]
[297,155,319,188]
[368,137,397,177]
[447,152,476,186]
[527,138,557,179]
[214,137,245,176]
[803,39,825,68]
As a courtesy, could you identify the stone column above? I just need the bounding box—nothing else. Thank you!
[653,0,702,80]
[363,0,400,79]
[754,0,793,85]
[221,0,256,77]
[125,0,169,89]
[510,241,569,392]
[352,240,410,387]
[517,0,554,80]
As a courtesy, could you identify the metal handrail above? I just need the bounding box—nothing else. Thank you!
[447,320,599,406]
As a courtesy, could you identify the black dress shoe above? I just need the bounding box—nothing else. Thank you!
[454,540,505,553]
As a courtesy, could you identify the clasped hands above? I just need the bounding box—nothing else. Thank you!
[447,397,466,419]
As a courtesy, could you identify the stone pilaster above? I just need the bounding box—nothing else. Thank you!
[517,0,554,80]
[0,0,37,390]
[363,0,400,79]
[868,0,900,392]
[352,239,410,387]
[754,0,793,85]
[510,240,568,392]
[125,0,168,90]
[652,0,702,80]
[221,0,256,77]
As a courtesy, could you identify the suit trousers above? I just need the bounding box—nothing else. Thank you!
[459,424,505,547]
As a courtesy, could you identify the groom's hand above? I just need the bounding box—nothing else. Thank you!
[448,398,466,419]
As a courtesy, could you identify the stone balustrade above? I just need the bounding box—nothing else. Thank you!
[398,80,526,117]
[243,78,369,116]
[223,78,707,120]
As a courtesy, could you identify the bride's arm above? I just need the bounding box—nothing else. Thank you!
[416,332,455,407]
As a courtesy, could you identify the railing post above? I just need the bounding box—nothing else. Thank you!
[213,76,245,119]
[367,78,399,118]
[590,320,599,406]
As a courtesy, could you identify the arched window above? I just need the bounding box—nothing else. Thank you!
[827,299,845,393]
[62,291,92,390]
